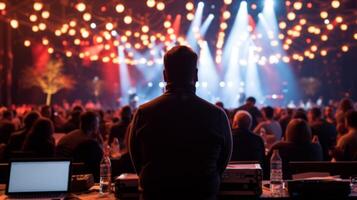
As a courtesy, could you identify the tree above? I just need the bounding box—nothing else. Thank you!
[21,59,75,105]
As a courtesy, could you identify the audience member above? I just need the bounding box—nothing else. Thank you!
[109,105,132,149]
[6,111,40,156]
[233,97,262,129]
[0,110,16,144]
[129,46,232,199]
[254,106,282,149]
[22,118,56,157]
[11,110,22,130]
[60,108,82,133]
[292,108,308,121]
[56,111,103,157]
[267,119,323,179]
[333,110,357,161]
[40,105,52,119]
[335,98,355,138]
[308,107,337,161]
[231,111,265,167]
[279,108,293,138]
[323,105,336,125]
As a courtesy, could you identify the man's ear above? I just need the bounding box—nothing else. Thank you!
[163,70,167,82]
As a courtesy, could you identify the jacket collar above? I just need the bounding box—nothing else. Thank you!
[165,82,196,95]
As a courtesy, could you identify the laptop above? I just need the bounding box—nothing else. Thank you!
[6,159,72,199]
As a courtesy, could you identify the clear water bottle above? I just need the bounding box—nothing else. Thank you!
[100,145,111,195]
[270,149,283,197]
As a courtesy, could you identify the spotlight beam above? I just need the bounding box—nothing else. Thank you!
[200,14,214,36]
[186,1,205,51]
[117,44,132,105]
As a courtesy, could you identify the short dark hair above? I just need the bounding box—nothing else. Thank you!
[2,110,13,120]
[163,46,198,84]
[286,119,312,144]
[120,105,132,120]
[80,111,99,133]
[73,105,84,113]
[293,109,308,121]
[310,107,322,119]
[346,110,357,129]
[246,97,256,104]
[339,98,354,112]
[24,111,40,128]
[263,106,274,119]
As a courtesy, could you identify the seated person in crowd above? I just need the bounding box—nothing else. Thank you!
[292,108,308,121]
[109,105,132,149]
[233,97,262,129]
[267,119,323,179]
[279,108,293,138]
[308,107,337,161]
[56,111,103,180]
[323,105,336,125]
[5,111,40,158]
[22,118,56,157]
[335,98,354,138]
[59,106,83,133]
[254,106,282,149]
[231,111,265,168]
[0,110,16,144]
[56,111,103,157]
[333,110,357,161]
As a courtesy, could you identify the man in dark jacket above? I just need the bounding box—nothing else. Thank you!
[128,46,232,200]
[231,111,265,167]
[308,107,337,161]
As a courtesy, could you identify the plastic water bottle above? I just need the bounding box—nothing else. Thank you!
[100,145,111,195]
[270,149,283,197]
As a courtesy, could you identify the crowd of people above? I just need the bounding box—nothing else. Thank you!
[0,90,357,178]
[0,46,356,198]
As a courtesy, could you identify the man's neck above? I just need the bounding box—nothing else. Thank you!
[165,82,196,94]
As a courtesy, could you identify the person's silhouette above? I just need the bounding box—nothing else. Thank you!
[128,46,232,200]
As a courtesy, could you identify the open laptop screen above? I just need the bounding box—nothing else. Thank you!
[7,160,71,194]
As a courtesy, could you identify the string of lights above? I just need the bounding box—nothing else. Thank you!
[0,0,355,66]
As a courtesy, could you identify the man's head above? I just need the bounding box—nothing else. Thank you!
[308,107,322,122]
[163,46,198,85]
[323,106,334,118]
[262,106,274,120]
[80,111,99,135]
[2,110,13,121]
[72,105,84,113]
[40,105,52,118]
[345,110,357,130]
[120,105,132,121]
[233,111,252,130]
[245,97,256,106]
[24,111,40,129]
